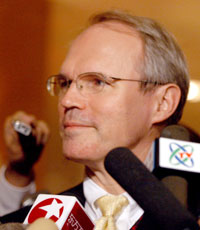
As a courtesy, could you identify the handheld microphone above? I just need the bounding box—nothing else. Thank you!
[104,147,199,230]
[157,125,191,206]
[152,125,200,208]
[154,124,200,176]
[24,194,94,230]
[20,190,51,208]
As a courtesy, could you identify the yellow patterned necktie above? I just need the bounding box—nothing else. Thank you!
[95,194,129,230]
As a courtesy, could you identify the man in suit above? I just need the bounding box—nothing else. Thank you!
[0,10,195,229]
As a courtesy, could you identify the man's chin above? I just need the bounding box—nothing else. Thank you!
[62,150,102,168]
[63,150,88,163]
[63,153,80,162]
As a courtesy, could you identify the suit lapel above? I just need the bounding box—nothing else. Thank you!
[59,183,85,206]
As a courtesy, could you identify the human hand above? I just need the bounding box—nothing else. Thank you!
[4,111,50,176]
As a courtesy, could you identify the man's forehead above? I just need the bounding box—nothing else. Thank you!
[60,20,144,77]
[75,20,141,44]
[66,21,143,61]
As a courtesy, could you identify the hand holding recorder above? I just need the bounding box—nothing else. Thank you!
[3,111,50,186]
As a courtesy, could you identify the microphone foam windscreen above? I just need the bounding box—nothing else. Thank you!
[104,147,198,230]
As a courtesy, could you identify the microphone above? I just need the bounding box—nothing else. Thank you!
[23,194,94,230]
[161,125,200,221]
[151,124,200,209]
[154,124,200,176]
[104,147,199,230]
[160,124,191,141]
[20,190,51,208]
[27,218,58,230]
[158,125,191,207]
[161,175,188,207]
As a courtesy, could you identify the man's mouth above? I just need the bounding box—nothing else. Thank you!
[63,121,93,130]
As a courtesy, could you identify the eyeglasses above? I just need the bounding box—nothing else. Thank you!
[46,72,163,97]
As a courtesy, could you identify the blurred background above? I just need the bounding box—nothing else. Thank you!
[0,0,200,194]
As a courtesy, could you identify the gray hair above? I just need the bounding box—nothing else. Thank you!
[88,10,189,125]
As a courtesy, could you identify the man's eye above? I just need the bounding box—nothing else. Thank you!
[59,79,72,88]
[82,75,105,89]
[91,77,104,86]
[59,80,68,88]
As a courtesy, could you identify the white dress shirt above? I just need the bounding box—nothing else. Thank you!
[83,147,154,229]
[83,177,144,230]
[0,165,36,216]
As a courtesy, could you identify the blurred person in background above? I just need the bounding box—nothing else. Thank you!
[0,111,50,216]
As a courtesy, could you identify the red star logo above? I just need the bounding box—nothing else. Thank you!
[28,198,64,224]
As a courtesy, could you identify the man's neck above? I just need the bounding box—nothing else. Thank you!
[85,166,125,195]
[85,128,161,194]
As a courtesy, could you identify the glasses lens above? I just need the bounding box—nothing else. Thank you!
[47,75,67,96]
[78,73,105,95]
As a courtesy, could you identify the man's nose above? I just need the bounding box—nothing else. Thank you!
[59,81,85,109]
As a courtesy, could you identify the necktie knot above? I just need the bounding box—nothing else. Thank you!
[95,194,129,230]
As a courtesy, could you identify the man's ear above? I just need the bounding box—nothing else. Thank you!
[151,84,181,124]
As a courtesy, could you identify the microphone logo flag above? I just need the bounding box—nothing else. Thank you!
[169,142,194,168]
[158,137,200,173]
[27,198,64,223]
[24,194,94,230]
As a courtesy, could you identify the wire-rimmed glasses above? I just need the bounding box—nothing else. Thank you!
[46,72,163,97]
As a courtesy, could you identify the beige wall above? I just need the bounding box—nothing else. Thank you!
[0,0,200,193]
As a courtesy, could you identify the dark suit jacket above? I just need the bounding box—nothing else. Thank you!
[0,182,199,230]
[0,182,168,230]
[0,183,85,224]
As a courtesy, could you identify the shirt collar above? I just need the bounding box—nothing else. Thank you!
[83,147,153,225]
[83,176,144,225]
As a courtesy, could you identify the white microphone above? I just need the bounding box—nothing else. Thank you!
[24,194,94,230]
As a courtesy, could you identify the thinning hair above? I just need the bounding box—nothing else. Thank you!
[88,10,189,125]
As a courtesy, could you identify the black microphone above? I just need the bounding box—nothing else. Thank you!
[104,147,199,230]
[157,124,200,213]
[156,125,200,177]
[161,125,191,141]
[158,125,191,207]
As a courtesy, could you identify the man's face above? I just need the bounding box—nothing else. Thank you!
[58,22,156,168]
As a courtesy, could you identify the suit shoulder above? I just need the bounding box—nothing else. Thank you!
[59,183,85,206]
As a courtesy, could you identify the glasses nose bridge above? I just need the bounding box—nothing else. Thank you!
[59,77,87,109]
[63,77,81,97]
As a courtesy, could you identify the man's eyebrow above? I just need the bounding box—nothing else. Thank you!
[58,73,71,79]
